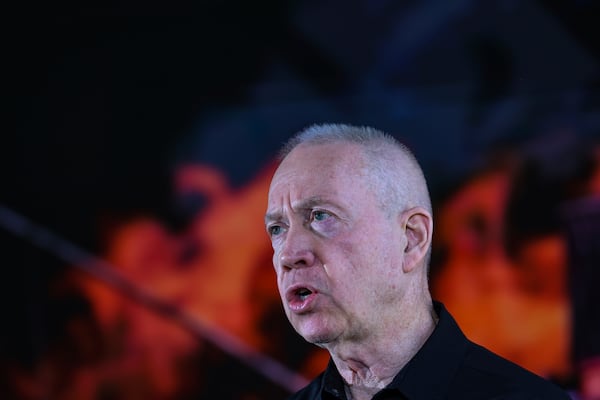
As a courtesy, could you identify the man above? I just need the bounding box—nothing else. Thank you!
[264,124,570,400]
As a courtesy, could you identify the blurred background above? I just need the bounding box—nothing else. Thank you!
[3,1,600,399]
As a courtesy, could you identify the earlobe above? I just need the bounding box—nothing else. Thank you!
[401,207,433,273]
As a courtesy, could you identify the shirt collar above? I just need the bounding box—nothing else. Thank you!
[386,301,469,399]
[320,302,468,400]
[322,358,348,399]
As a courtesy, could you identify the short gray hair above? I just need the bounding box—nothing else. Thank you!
[280,123,432,215]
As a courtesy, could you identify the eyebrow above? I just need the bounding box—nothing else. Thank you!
[264,196,331,224]
[264,211,282,225]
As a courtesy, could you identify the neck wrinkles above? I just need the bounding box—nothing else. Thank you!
[328,299,437,396]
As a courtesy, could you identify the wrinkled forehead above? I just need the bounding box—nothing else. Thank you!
[271,142,365,186]
[267,143,369,207]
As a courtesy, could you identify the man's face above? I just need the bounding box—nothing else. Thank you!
[265,143,408,346]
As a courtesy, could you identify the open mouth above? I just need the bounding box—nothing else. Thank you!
[296,287,313,301]
[286,285,318,311]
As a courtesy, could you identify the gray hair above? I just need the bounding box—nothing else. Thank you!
[280,123,432,216]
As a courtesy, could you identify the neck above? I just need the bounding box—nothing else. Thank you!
[328,299,438,400]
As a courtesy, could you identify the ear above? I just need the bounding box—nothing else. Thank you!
[400,207,433,273]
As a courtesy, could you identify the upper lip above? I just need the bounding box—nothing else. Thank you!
[285,283,318,302]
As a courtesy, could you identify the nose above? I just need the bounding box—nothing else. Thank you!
[278,225,316,270]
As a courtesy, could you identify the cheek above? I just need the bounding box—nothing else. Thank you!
[333,238,376,286]
[338,237,356,256]
[344,230,401,279]
[275,273,287,301]
[271,242,285,269]
[339,227,388,261]
[271,253,284,288]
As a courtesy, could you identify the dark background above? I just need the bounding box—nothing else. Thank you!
[6,1,600,245]
[3,1,600,398]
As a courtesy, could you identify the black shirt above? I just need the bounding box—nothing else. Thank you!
[288,302,570,400]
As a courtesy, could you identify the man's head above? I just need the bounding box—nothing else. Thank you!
[265,124,433,348]
[278,124,432,217]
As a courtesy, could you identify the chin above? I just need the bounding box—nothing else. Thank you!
[301,331,331,345]
[294,318,338,345]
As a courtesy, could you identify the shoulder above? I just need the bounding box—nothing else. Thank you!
[429,302,570,399]
[451,340,570,399]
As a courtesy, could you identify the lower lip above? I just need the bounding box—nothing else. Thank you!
[288,292,318,313]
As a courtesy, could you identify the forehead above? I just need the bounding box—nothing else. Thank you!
[267,143,367,205]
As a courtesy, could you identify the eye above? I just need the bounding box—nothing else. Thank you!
[311,210,331,222]
[267,224,283,237]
